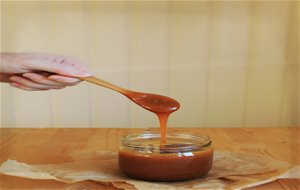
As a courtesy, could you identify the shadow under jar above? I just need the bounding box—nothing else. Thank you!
[118,132,213,182]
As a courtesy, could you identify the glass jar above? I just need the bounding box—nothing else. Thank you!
[118,131,213,182]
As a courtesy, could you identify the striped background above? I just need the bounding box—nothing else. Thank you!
[1,1,299,128]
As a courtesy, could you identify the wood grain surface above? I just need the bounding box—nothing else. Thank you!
[0,127,299,190]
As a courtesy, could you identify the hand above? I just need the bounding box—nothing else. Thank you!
[0,53,91,91]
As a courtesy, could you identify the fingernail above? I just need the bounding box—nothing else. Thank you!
[53,78,62,82]
[22,73,32,78]
[49,76,63,82]
[70,70,91,77]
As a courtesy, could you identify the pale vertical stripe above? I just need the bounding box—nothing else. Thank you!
[2,2,53,128]
[243,1,256,128]
[128,2,169,128]
[86,2,130,128]
[280,2,299,126]
[0,84,15,128]
[1,3,15,128]
[43,2,91,128]
[244,2,290,127]
[206,2,250,127]
[169,2,212,127]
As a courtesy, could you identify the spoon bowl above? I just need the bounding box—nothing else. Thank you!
[126,92,180,114]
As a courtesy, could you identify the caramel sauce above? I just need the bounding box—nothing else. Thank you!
[119,148,214,181]
[125,92,180,144]
[157,113,169,144]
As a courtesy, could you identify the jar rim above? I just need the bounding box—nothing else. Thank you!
[121,131,212,153]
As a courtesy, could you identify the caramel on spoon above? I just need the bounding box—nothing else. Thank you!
[80,76,180,114]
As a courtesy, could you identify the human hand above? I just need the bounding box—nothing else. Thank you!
[0,53,91,91]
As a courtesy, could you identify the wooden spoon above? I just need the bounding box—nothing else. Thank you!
[80,76,180,114]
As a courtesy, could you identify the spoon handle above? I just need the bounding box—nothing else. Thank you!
[79,76,128,94]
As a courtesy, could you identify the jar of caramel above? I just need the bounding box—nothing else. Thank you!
[118,132,213,182]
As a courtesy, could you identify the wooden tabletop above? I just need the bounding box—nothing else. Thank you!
[0,127,299,190]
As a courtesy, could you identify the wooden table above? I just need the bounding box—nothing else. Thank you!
[0,127,299,190]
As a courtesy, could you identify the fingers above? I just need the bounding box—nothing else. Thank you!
[9,75,65,91]
[48,74,81,85]
[8,72,82,91]
[22,72,80,86]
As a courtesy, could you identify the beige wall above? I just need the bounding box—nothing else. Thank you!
[1,1,299,128]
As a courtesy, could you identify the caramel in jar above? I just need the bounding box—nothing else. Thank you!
[118,132,213,181]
